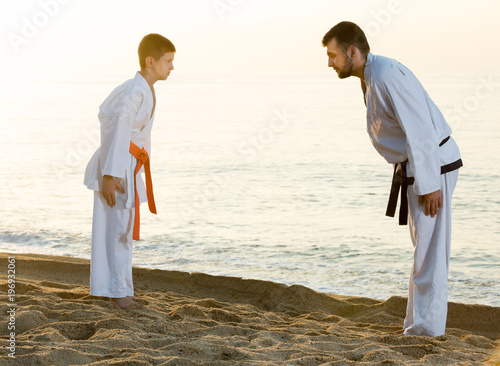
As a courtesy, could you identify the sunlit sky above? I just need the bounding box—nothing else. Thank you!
[1,0,499,78]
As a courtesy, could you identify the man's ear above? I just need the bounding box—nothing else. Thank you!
[347,45,355,59]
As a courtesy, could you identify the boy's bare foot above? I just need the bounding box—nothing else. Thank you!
[110,297,143,309]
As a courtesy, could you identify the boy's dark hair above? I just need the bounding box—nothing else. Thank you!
[138,33,176,69]
[322,21,370,55]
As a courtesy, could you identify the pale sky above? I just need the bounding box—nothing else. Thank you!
[1,0,499,78]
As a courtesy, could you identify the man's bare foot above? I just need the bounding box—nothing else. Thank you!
[110,297,143,309]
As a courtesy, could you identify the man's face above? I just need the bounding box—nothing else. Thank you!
[152,52,175,80]
[326,38,353,79]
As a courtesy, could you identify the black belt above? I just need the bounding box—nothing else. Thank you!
[385,136,463,225]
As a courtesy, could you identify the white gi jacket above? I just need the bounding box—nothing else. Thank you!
[84,72,155,208]
[364,52,461,196]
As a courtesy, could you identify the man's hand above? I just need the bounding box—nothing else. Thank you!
[418,189,442,218]
[101,175,125,207]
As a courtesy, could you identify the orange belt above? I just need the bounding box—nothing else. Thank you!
[129,142,157,240]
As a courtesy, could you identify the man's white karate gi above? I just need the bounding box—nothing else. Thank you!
[364,52,462,336]
[84,72,155,299]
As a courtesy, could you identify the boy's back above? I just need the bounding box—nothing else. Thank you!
[84,72,155,209]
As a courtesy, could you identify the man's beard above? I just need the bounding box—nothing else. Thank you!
[336,55,353,79]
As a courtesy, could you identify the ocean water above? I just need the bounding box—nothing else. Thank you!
[1,72,499,306]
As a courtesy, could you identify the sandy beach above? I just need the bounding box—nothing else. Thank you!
[0,252,498,365]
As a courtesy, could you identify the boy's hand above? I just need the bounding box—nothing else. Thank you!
[102,175,125,207]
[418,189,442,218]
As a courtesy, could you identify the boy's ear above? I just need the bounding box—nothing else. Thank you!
[144,56,155,68]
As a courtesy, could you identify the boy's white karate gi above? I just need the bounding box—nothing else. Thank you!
[363,53,462,336]
[84,72,155,298]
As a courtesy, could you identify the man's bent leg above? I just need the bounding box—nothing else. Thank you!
[404,170,458,336]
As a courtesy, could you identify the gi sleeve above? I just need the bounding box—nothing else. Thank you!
[99,91,141,179]
[384,79,441,196]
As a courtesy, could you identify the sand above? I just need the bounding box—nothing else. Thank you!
[0,252,498,365]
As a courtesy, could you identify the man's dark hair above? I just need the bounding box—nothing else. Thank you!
[138,33,176,69]
[322,21,370,55]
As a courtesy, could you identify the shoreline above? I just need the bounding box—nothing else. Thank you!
[1,248,497,308]
[1,252,499,365]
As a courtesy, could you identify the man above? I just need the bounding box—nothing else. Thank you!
[322,21,462,336]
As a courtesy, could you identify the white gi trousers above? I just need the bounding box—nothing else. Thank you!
[403,169,459,336]
[90,192,135,298]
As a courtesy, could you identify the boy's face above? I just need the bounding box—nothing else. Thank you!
[152,52,175,81]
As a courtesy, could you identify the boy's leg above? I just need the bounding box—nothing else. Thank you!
[403,170,458,336]
[90,192,135,298]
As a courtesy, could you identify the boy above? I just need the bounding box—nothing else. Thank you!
[84,34,175,309]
